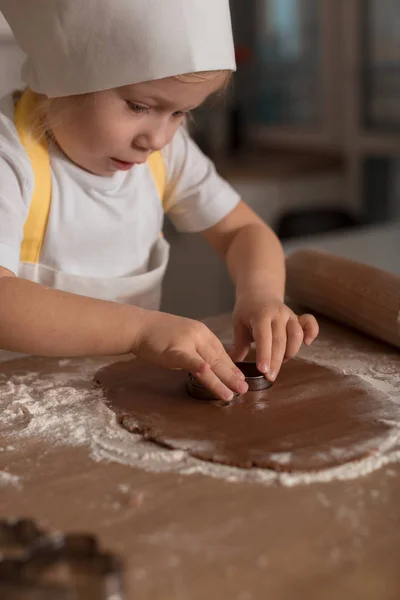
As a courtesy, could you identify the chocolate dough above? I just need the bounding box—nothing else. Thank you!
[95,358,400,472]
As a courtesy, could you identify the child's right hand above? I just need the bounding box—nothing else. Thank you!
[133,311,248,401]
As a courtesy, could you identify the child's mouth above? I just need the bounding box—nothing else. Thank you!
[111,158,135,170]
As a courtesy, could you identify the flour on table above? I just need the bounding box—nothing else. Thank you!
[1,323,400,489]
[0,470,22,488]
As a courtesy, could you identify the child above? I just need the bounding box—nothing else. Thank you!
[0,0,318,401]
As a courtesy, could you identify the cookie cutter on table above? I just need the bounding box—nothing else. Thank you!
[187,361,273,401]
[0,518,125,599]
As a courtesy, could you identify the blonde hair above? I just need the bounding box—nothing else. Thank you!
[173,70,232,90]
[31,96,56,140]
[13,90,79,143]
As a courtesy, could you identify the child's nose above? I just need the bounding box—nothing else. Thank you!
[134,123,168,153]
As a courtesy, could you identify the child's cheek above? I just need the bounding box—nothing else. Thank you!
[86,122,121,153]
[112,122,138,148]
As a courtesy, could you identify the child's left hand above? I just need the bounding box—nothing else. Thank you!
[230,289,319,382]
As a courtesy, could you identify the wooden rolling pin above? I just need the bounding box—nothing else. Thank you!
[286,250,400,349]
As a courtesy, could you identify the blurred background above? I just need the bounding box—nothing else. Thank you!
[1,1,399,318]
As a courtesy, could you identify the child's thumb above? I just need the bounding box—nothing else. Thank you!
[229,324,252,362]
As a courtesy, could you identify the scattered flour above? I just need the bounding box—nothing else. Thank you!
[0,325,399,489]
[0,470,21,488]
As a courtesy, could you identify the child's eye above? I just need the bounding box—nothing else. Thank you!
[173,110,188,119]
[126,101,149,114]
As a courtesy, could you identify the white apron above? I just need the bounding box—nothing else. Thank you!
[19,236,170,310]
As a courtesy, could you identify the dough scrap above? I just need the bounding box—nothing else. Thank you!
[95,358,400,472]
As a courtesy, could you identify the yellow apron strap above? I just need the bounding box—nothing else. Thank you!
[14,89,52,264]
[147,151,167,210]
[15,89,168,265]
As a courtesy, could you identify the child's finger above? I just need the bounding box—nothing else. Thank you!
[284,317,304,359]
[253,319,272,376]
[194,351,248,401]
[198,339,248,396]
[268,319,287,381]
[298,314,319,345]
[193,367,238,402]
[230,323,252,362]
[174,342,244,402]
[165,349,209,374]
[208,336,247,381]
[207,360,248,396]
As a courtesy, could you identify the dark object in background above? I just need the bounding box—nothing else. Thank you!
[0,517,125,599]
[276,208,361,240]
[228,104,243,154]
[363,156,393,224]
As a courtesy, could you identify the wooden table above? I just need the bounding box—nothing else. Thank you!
[1,315,399,600]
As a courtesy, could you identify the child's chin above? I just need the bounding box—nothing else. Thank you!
[83,163,113,176]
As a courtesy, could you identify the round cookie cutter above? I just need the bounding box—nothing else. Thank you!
[187,362,272,401]
[234,362,274,391]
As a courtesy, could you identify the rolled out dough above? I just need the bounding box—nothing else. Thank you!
[95,358,400,472]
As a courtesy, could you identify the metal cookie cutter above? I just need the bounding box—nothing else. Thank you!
[234,362,273,392]
[187,361,272,401]
[0,518,125,600]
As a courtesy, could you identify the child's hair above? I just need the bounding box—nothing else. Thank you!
[14,69,232,142]
[174,70,232,90]
[13,88,58,142]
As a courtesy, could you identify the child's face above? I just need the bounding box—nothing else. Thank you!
[47,75,225,176]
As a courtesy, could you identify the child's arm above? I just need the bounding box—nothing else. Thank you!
[202,200,319,381]
[0,268,247,401]
[0,267,143,356]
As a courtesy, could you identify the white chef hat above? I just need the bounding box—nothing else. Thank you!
[1,0,236,98]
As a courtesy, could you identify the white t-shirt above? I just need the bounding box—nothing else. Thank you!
[0,94,240,278]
